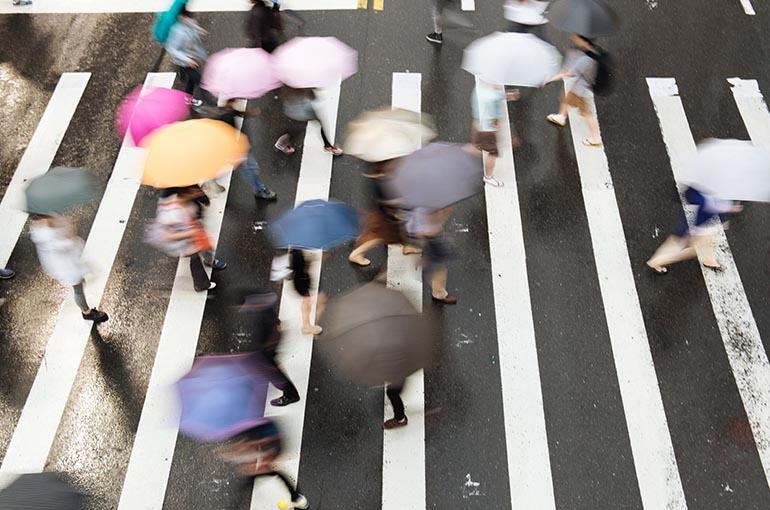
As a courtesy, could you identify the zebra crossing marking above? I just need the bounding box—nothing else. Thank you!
[0,0,359,14]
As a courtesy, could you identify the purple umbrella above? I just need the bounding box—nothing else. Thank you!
[202,48,282,100]
[176,353,269,442]
[271,37,358,88]
[116,86,190,146]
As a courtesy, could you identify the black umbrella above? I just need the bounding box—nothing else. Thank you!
[548,0,619,38]
[0,472,84,509]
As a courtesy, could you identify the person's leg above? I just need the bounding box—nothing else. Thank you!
[483,153,497,178]
[432,1,444,34]
[646,235,695,273]
[691,233,720,269]
[384,380,407,428]
[348,238,382,266]
[267,352,300,406]
[582,110,602,145]
[300,295,322,335]
[190,253,212,291]
[73,282,90,313]
[240,153,276,200]
[430,265,449,299]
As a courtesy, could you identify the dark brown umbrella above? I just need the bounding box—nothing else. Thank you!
[319,282,439,386]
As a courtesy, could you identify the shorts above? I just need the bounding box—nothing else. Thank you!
[565,92,590,115]
[471,127,499,156]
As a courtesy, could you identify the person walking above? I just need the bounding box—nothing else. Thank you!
[288,249,325,335]
[647,186,741,274]
[274,87,343,156]
[29,214,108,322]
[165,7,207,105]
[384,378,408,429]
[471,79,520,187]
[504,0,550,38]
[246,0,283,53]
[543,33,602,147]
[426,0,457,44]
[0,267,14,279]
[406,207,457,304]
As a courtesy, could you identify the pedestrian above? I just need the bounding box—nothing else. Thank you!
[231,289,300,407]
[543,33,602,147]
[0,267,14,279]
[198,100,277,201]
[288,248,325,335]
[165,7,207,106]
[406,207,457,304]
[426,0,456,44]
[274,87,343,156]
[384,378,408,429]
[246,0,283,53]
[504,0,550,38]
[471,79,519,187]
[647,186,741,274]
[348,160,422,266]
[217,419,308,509]
[29,214,108,322]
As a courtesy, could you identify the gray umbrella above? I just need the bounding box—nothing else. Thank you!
[547,0,619,38]
[386,142,484,210]
[0,472,84,509]
[319,282,439,386]
[25,167,98,215]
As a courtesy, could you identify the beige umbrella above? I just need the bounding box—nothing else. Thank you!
[343,108,437,163]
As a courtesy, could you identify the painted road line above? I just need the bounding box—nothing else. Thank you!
[373,0,384,11]
[381,71,425,510]
[0,73,174,488]
[461,0,475,10]
[479,80,555,508]
[729,79,770,147]
[250,84,342,510]
[0,72,90,268]
[648,77,770,489]
[740,0,756,15]
[117,96,246,510]
[0,0,358,14]
[566,85,687,508]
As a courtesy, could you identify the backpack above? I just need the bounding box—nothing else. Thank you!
[589,46,614,96]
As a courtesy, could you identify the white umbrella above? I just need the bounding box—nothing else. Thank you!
[685,139,770,202]
[462,32,561,87]
[504,0,550,26]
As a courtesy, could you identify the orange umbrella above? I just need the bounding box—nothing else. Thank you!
[142,119,249,188]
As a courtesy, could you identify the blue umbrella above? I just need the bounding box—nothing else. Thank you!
[269,199,360,250]
[177,353,269,443]
[153,0,188,44]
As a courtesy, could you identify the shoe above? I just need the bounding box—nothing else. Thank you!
[546,113,566,127]
[323,145,343,156]
[195,282,217,292]
[271,394,300,407]
[292,494,309,509]
[301,324,322,335]
[274,134,296,155]
[432,293,458,305]
[82,308,109,323]
[384,417,408,429]
[188,98,203,107]
[204,258,227,270]
[483,176,503,187]
[0,268,15,279]
[426,32,443,44]
[202,181,225,196]
[255,188,277,201]
[582,138,602,147]
[12,0,33,5]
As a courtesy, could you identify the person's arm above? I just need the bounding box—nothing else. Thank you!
[165,27,197,67]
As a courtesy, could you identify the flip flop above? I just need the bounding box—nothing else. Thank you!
[582,138,603,147]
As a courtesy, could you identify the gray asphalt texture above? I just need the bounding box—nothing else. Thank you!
[2,1,770,509]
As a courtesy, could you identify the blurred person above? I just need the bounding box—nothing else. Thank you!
[426,0,457,45]
[0,267,14,279]
[406,207,457,304]
[289,248,326,335]
[471,79,520,187]
[29,214,108,322]
[246,0,283,53]
[217,419,308,509]
[274,87,343,156]
[384,378,408,429]
[504,0,549,38]
[543,33,602,147]
[165,7,207,106]
[647,186,741,274]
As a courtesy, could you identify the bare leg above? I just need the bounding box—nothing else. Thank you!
[483,153,497,178]
[583,112,602,144]
[691,234,720,268]
[430,265,449,300]
[301,295,322,335]
[647,235,696,272]
[349,238,382,266]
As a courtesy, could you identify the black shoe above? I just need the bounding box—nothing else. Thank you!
[195,282,217,292]
[384,417,408,429]
[255,188,277,201]
[82,308,108,323]
[292,494,309,509]
[204,258,227,270]
[271,394,300,407]
[426,32,443,44]
[0,268,15,279]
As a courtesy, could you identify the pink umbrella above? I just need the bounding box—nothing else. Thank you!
[271,37,358,88]
[116,86,191,146]
[201,48,282,100]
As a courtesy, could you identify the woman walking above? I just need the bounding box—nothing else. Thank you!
[288,249,325,335]
[274,87,343,156]
[165,7,207,103]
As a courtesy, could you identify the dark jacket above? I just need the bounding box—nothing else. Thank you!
[246,2,283,52]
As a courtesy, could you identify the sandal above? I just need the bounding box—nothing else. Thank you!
[582,138,602,147]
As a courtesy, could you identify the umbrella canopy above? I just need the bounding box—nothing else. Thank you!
[271,37,358,88]
[387,142,484,210]
[116,86,191,146]
[504,0,549,25]
[202,48,282,100]
[0,472,84,509]
[547,0,618,38]
[153,0,188,43]
[142,119,249,188]
[269,199,360,250]
[344,108,437,162]
[177,353,270,442]
[462,32,561,87]
[25,167,98,215]
[684,139,770,202]
[319,282,439,386]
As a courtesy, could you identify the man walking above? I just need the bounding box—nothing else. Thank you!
[165,7,207,106]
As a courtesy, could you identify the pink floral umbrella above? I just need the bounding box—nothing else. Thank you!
[116,86,190,146]
[201,48,281,100]
[271,37,358,88]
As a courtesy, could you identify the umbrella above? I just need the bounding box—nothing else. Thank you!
[319,282,439,386]
[387,142,484,210]
[269,199,360,250]
[25,167,98,215]
[504,0,549,25]
[343,108,437,162]
[462,32,562,87]
[684,139,770,202]
[0,472,84,509]
[142,119,249,188]
[201,48,282,100]
[116,86,191,146]
[153,0,188,44]
[177,353,270,442]
[547,0,618,38]
[271,37,358,88]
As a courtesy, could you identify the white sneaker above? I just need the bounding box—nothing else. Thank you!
[546,113,566,127]
[483,176,503,187]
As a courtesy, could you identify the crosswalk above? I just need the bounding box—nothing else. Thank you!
[2,68,770,509]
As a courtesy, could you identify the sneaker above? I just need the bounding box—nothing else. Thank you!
[483,176,503,187]
[0,268,15,279]
[187,98,203,108]
[204,258,227,270]
[195,282,217,292]
[202,181,225,196]
[82,308,109,323]
[546,113,566,127]
[255,188,277,201]
[384,417,408,429]
[292,494,309,509]
[13,0,33,5]
[426,32,443,44]
[270,394,300,407]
